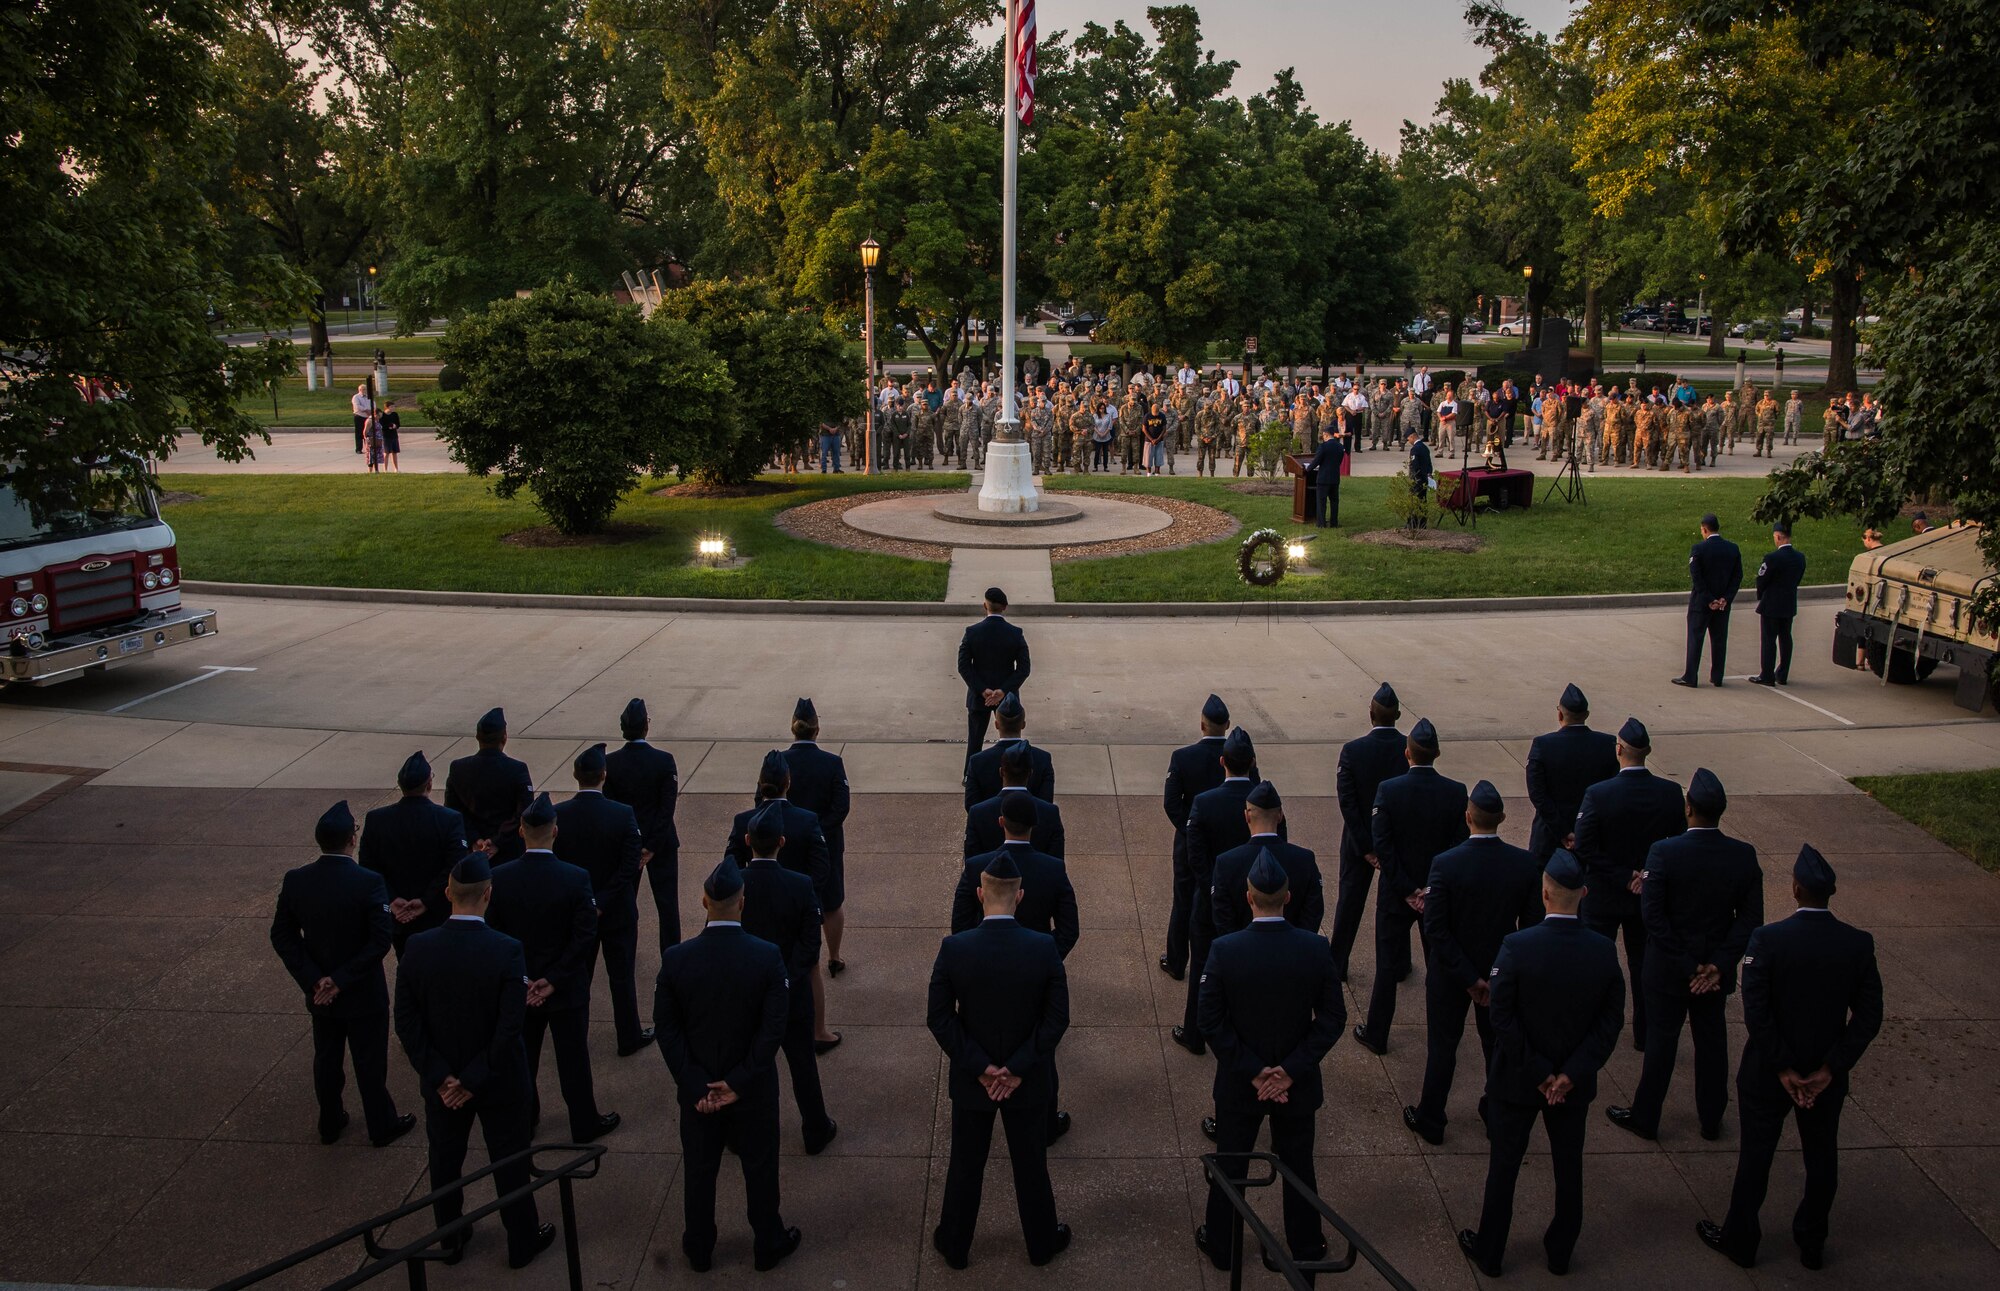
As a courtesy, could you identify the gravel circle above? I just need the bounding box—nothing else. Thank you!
[1047,491,1240,562]
[773,491,961,562]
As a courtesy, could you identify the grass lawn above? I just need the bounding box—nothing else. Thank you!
[1852,769,2000,873]
[328,336,443,361]
[160,472,957,601]
[237,379,440,427]
[1045,474,1865,602]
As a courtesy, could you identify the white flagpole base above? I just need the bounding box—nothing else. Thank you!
[977,440,1040,513]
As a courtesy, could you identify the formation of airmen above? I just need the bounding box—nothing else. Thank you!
[269,595,1885,1280]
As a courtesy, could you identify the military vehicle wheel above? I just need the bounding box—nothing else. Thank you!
[1865,641,1941,684]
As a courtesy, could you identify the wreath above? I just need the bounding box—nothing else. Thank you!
[1237,527,1288,586]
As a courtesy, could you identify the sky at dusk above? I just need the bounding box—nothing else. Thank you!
[1040,0,1577,153]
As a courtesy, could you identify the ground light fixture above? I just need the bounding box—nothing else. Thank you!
[695,534,734,565]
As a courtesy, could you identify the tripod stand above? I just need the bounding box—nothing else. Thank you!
[1543,444,1587,505]
[1442,434,1477,527]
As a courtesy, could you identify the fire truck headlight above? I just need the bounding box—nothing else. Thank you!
[158,570,175,587]
[143,572,160,590]
[8,598,27,617]
[29,594,47,613]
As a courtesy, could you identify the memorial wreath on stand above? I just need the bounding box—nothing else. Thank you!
[1237,528,1288,586]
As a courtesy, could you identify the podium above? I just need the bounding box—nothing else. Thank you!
[1282,453,1312,523]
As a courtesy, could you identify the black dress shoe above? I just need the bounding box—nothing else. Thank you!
[1402,1105,1444,1146]
[371,1112,417,1147]
[438,1229,472,1265]
[1670,676,1697,688]
[932,1226,968,1270]
[1046,1111,1071,1146]
[1194,1226,1230,1271]
[814,1032,843,1055]
[1457,1228,1501,1277]
[1029,1222,1072,1266]
[1748,675,1776,686]
[319,1109,350,1145]
[1171,1026,1206,1056]
[1201,1116,1218,1142]
[1696,1219,1754,1267]
[826,958,845,978]
[683,1234,713,1272]
[1352,1025,1386,1056]
[1700,1121,1723,1141]
[508,1222,557,1269]
[578,1111,621,1143]
[1605,1106,1656,1140]
[805,1118,838,1155]
[754,1225,802,1272]
[617,1028,657,1057]
[1158,955,1185,982]
[1799,1242,1823,1271]
[1546,1247,1571,1276]
[1711,678,1727,687]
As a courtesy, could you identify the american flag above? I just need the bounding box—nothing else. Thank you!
[1014,0,1037,126]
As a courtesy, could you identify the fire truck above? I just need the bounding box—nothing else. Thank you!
[1,461,218,685]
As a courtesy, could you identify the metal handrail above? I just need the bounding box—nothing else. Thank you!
[1201,1151,1418,1290]
[212,1141,606,1291]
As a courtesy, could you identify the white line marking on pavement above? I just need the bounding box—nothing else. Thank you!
[1726,677,1855,726]
[108,665,258,714]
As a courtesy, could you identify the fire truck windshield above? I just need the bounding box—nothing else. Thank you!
[0,471,161,552]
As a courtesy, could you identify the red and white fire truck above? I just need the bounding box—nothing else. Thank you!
[2,462,218,685]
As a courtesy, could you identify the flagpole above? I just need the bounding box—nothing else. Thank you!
[979,0,1038,512]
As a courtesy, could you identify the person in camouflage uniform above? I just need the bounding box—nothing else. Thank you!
[1118,388,1146,473]
[1399,382,1424,443]
[1052,389,1075,472]
[1537,390,1568,462]
[1751,389,1778,458]
[975,384,1001,469]
[1783,389,1803,445]
[1665,402,1693,472]
[1231,395,1258,476]
[1695,395,1720,468]
[1602,390,1631,466]
[1026,389,1055,473]
[1285,394,1312,455]
[882,393,909,470]
[911,393,937,469]
[938,384,962,466]
[1193,395,1224,476]
[1370,381,1393,450]
[1169,387,1191,457]
[1632,399,1659,469]
[1821,399,1845,452]
[1067,398,1095,474]
[1574,391,1603,471]
[1730,383,1756,457]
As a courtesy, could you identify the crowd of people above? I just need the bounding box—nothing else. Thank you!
[269,577,1882,1282]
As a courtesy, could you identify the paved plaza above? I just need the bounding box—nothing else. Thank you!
[0,593,1996,1289]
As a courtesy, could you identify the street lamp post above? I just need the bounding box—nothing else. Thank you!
[367,265,377,333]
[1521,266,1534,349]
[860,237,880,476]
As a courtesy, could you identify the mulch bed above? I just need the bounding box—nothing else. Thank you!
[501,521,657,549]
[1226,479,1294,497]
[1350,527,1487,553]
[1048,491,1239,563]
[651,480,800,500]
[771,491,960,563]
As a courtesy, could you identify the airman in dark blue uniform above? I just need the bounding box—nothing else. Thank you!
[604,697,682,954]
[1610,768,1763,1141]
[957,587,1032,767]
[737,802,838,1155]
[1329,682,1407,982]
[1160,693,1231,981]
[1355,717,1469,1055]
[271,800,414,1148]
[1674,513,1743,687]
[394,854,556,1269]
[726,750,837,1051]
[783,697,851,975]
[1749,523,1806,686]
[1306,423,1346,526]
[954,792,1080,1146]
[359,751,469,956]
[1573,717,1684,1050]
[1173,727,1263,1056]
[655,858,799,1271]
[1459,851,1625,1279]
[1406,780,1543,1144]
[1194,850,1346,1270]
[928,851,1073,1269]
[1699,846,1881,1271]
[444,707,534,861]
[555,743,651,1057]
[488,792,618,1143]
[1523,685,1618,862]
[965,691,1055,806]
[1209,781,1323,940]
[964,741,1067,858]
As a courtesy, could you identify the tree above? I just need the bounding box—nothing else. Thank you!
[1396,84,1506,360]
[432,279,733,533]
[652,279,861,485]
[2,0,301,516]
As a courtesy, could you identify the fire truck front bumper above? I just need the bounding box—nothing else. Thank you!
[2,606,220,685]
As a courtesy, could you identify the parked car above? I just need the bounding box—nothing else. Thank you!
[1402,319,1438,343]
[1057,313,1105,336]
[1461,316,1486,335]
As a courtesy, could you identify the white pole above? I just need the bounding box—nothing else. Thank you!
[998,0,1019,444]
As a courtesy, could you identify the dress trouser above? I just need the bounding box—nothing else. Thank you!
[779,991,834,1142]
[1326,839,1391,982]
[1628,984,1730,1135]
[680,1089,786,1261]
[521,1003,602,1139]
[1182,900,1215,1035]
[1474,1095,1590,1271]
[592,927,644,1049]
[1721,1070,1846,1260]
[1684,606,1730,683]
[311,1012,398,1140]
[646,846,682,953]
[1315,478,1339,526]
[1412,974,1494,1136]
[1358,895,1426,1045]
[1203,1101,1325,1263]
[353,414,366,453]
[1164,829,1195,975]
[965,706,992,771]
[1759,613,1795,683]
[936,1097,1061,1264]
[1579,883,1647,1047]
[425,1091,541,1260]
